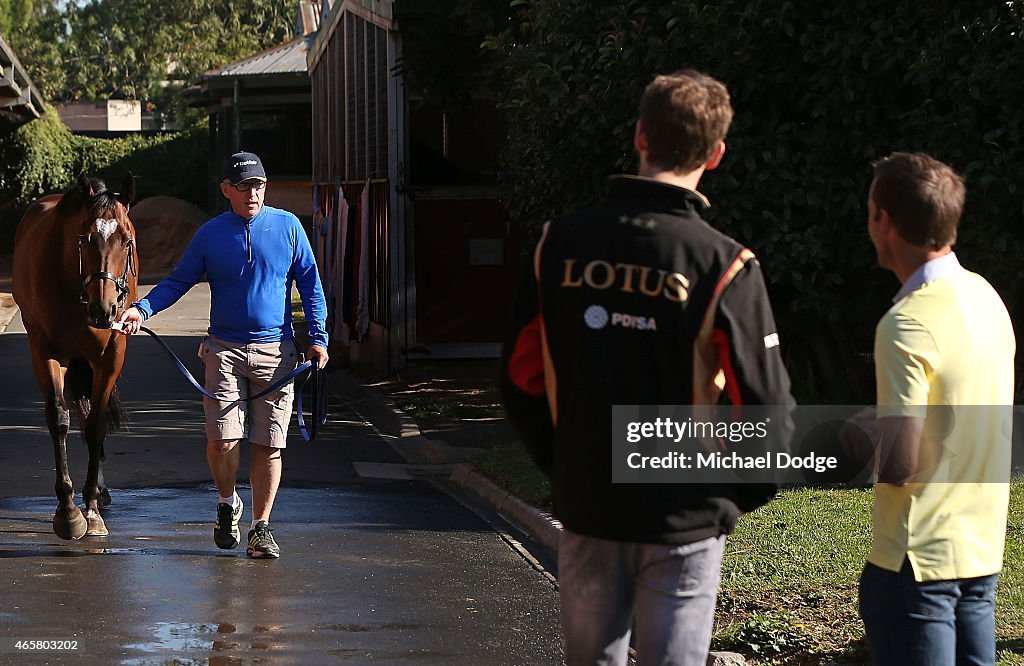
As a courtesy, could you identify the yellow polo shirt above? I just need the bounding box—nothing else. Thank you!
[871,256,1015,582]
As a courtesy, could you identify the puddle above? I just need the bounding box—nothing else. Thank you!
[122,621,286,664]
[93,547,151,555]
[123,622,222,655]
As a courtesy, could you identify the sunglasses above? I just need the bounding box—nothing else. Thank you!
[227,181,266,192]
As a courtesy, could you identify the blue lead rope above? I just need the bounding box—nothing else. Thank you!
[136,325,328,442]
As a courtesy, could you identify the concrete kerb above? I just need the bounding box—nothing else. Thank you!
[329,368,563,555]
[449,463,562,555]
[330,368,748,666]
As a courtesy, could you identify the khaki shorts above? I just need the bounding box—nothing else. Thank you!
[200,335,300,448]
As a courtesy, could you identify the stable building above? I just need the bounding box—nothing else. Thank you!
[308,0,526,373]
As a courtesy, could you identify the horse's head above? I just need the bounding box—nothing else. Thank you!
[75,174,138,329]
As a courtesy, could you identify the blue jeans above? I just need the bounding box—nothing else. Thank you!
[859,559,999,666]
[558,529,725,666]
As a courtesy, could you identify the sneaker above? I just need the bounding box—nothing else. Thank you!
[213,500,242,550]
[247,521,280,559]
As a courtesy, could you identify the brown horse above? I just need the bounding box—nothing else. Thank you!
[12,174,138,539]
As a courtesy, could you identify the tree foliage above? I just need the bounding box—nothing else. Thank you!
[487,0,1024,402]
[0,0,33,35]
[0,109,208,248]
[395,0,510,107]
[6,0,295,125]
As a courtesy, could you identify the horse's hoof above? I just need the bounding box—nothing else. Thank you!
[85,510,108,537]
[53,508,87,540]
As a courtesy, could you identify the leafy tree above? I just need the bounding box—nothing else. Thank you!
[3,2,63,100]
[0,0,33,35]
[7,0,295,125]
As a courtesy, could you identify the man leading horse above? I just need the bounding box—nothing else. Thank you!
[118,152,329,559]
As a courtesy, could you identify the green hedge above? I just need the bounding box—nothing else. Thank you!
[488,1,1024,402]
[0,109,209,249]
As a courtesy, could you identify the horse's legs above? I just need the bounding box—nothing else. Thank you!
[31,355,86,540]
[74,406,111,509]
[74,413,111,508]
[97,447,111,508]
[81,413,109,536]
[81,357,122,537]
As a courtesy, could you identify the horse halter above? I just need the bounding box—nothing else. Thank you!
[78,231,137,306]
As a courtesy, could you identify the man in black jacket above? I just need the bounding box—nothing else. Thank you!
[502,70,795,665]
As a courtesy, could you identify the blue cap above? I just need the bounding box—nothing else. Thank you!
[222,151,267,185]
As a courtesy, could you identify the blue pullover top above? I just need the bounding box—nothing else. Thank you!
[134,205,329,348]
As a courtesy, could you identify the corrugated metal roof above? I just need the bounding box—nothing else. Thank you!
[205,33,316,79]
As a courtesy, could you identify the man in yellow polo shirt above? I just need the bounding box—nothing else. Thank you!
[858,152,1015,665]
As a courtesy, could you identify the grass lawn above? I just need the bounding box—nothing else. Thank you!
[394,396,484,422]
[471,446,1024,664]
[290,288,305,323]
[717,482,1024,664]
[473,441,553,509]
[715,485,875,663]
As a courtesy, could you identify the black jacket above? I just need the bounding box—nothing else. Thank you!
[502,175,795,544]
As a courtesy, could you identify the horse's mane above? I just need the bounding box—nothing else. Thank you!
[60,176,122,214]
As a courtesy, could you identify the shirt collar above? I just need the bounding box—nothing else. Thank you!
[230,204,266,225]
[607,175,711,210]
[892,252,963,303]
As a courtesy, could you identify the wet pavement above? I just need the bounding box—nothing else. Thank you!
[0,486,560,665]
[0,284,562,665]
